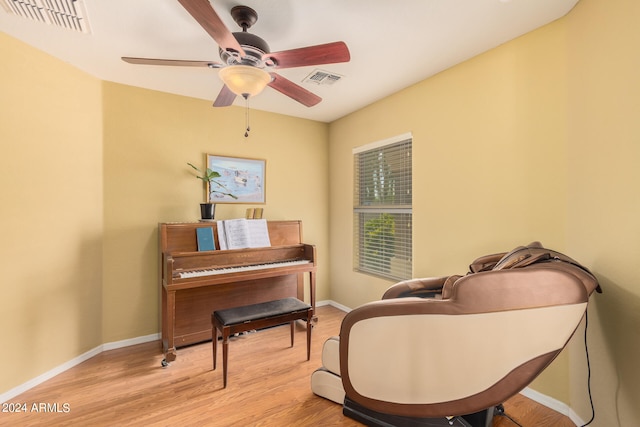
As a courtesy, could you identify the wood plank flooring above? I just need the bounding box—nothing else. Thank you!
[0,305,575,427]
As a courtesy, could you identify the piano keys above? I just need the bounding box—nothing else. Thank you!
[177,259,312,278]
[159,220,316,362]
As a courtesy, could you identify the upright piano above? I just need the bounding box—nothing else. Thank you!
[158,220,316,362]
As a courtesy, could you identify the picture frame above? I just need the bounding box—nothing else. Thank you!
[206,154,266,204]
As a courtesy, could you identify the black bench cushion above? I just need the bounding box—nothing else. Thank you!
[214,297,311,326]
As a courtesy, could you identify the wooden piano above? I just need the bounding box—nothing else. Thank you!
[158,220,316,362]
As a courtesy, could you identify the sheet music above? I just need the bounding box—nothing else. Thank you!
[222,218,271,250]
[216,221,227,250]
[222,219,249,249]
[246,219,271,247]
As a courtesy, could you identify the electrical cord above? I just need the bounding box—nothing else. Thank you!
[494,404,523,427]
[501,413,523,427]
[579,311,595,426]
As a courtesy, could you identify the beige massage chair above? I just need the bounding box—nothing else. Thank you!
[311,242,601,426]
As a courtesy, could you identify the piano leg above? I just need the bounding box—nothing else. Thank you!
[161,288,177,366]
[160,348,176,367]
[165,349,177,362]
[297,271,319,325]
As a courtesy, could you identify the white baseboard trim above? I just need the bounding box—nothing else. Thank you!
[0,345,102,404]
[520,387,583,426]
[567,407,587,427]
[0,333,160,403]
[318,299,351,313]
[102,333,160,351]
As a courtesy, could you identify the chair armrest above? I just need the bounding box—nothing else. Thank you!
[382,277,450,299]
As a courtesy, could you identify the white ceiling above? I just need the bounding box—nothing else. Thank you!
[0,0,579,123]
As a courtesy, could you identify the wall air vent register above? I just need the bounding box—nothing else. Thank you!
[1,0,90,34]
[303,69,344,86]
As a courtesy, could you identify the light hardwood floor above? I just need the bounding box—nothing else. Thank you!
[1,305,575,426]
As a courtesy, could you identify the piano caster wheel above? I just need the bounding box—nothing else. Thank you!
[161,358,170,368]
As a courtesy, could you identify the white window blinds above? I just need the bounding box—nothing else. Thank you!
[353,134,412,280]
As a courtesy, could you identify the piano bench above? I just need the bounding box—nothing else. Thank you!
[212,297,312,388]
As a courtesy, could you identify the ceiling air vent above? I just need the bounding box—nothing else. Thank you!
[1,0,91,33]
[302,69,344,86]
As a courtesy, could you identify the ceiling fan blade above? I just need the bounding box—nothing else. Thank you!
[213,85,236,107]
[121,57,222,68]
[177,0,245,57]
[263,41,350,69]
[268,73,321,107]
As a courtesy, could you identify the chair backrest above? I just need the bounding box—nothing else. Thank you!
[468,241,601,294]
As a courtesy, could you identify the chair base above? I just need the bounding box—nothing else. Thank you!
[343,397,493,427]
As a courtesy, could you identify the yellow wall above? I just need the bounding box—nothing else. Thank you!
[328,0,640,424]
[329,19,572,403]
[328,19,573,405]
[101,82,330,342]
[329,22,568,310]
[565,0,640,424]
[0,32,330,394]
[0,33,104,390]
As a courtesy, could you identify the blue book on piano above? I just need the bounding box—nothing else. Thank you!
[196,227,215,251]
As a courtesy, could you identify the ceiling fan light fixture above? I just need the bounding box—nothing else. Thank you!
[219,65,271,98]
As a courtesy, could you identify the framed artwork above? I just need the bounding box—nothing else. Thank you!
[206,154,266,204]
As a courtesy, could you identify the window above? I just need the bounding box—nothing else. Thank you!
[353,134,412,280]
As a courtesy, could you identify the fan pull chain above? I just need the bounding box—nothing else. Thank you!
[244,95,250,138]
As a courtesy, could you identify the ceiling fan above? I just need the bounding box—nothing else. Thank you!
[121,0,351,108]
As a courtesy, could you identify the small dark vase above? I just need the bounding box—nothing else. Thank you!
[200,203,216,220]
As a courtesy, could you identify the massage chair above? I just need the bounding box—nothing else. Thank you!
[311,242,601,426]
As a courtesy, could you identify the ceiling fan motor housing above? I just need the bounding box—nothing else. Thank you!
[218,5,270,68]
[219,31,270,67]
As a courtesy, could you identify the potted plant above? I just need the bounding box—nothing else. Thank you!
[187,163,237,220]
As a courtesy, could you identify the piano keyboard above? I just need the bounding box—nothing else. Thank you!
[177,259,311,279]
